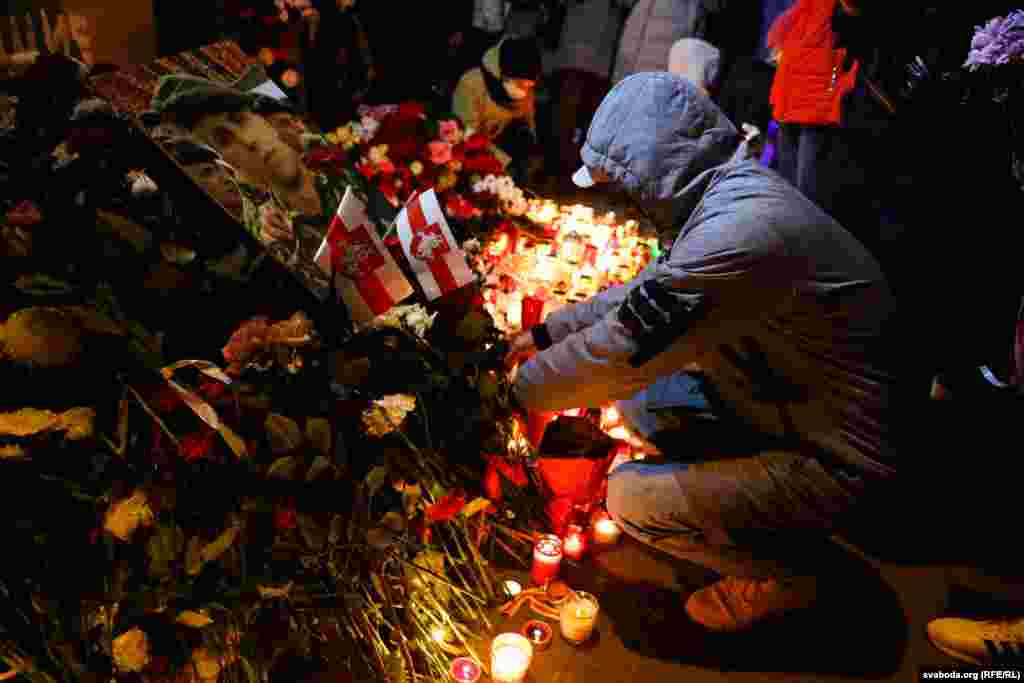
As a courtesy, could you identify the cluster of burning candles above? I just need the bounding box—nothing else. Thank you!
[481,201,659,335]
[448,511,623,682]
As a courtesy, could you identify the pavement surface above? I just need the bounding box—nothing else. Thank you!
[483,522,1024,683]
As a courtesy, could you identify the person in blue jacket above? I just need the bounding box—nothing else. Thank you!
[506,72,896,631]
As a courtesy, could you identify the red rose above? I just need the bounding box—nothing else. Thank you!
[464,133,490,151]
[396,101,426,121]
[444,194,481,220]
[425,489,467,523]
[357,161,377,179]
[463,154,505,176]
[482,456,529,501]
[274,507,298,531]
[180,431,215,464]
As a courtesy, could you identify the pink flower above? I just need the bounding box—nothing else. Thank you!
[438,119,462,145]
[427,141,453,165]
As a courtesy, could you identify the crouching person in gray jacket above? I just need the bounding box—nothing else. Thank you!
[506,72,896,632]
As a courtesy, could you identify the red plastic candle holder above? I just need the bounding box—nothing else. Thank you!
[531,534,563,585]
[449,656,481,682]
[562,525,586,561]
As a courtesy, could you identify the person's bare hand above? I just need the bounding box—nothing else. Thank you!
[504,330,537,372]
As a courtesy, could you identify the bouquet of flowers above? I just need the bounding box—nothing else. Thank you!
[965,10,1024,70]
[324,103,529,238]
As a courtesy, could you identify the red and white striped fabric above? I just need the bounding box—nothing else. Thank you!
[315,187,413,326]
[395,189,475,301]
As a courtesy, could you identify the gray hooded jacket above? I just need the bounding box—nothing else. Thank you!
[513,73,895,477]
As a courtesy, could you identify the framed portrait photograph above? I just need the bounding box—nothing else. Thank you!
[89,41,396,310]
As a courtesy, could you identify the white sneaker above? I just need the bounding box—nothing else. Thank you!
[927,617,1024,666]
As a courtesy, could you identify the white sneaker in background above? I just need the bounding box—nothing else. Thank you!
[927,617,1024,666]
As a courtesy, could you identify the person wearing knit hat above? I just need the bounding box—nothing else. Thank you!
[453,36,542,182]
[150,71,322,218]
[667,38,721,95]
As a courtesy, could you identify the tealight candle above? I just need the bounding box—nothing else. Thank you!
[502,579,523,598]
[450,656,482,683]
[563,525,586,561]
[560,591,599,645]
[593,516,622,544]
[531,534,563,585]
[491,633,533,683]
[521,619,553,651]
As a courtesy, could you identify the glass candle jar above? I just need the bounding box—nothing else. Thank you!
[560,591,599,645]
[531,534,563,585]
[491,633,533,683]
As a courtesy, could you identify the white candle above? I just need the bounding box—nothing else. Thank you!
[502,579,523,597]
[560,591,599,644]
[491,633,532,683]
[594,517,622,544]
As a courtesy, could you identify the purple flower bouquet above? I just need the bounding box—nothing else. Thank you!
[965,10,1024,70]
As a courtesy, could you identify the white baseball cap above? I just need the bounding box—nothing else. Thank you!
[572,166,596,188]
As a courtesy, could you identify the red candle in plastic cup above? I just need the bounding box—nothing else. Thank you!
[531,534,563,585]
[450,656,481,682]
[563,525,586,561]
[520,294,545,330]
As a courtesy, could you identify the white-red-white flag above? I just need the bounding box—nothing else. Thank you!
[315,187,413,326]
[395,189,474,301]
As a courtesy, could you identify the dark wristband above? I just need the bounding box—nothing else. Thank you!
[530,323,553,351]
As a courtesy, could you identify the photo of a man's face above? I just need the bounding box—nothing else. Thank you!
[192,110,303,191]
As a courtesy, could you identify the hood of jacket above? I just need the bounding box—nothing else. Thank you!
[580,72,741,204]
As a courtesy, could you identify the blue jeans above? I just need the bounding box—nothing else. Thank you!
[608,373,871,579]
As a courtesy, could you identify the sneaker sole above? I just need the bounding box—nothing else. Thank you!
[926,634,986,667]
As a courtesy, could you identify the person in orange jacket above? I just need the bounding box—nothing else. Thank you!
[767,0,866,228]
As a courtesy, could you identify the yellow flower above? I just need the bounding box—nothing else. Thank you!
[329,125,359,150]
[409,160,424,176]
[112,627,150,673]
[368,144,389,165]
[103,490,154,542]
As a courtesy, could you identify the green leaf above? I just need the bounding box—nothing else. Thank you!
[429,481,448,501]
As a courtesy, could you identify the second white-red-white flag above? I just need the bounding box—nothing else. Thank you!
[314,186,413,326]
[395,188,474,301]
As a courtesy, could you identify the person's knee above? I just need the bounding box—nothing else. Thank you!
[606,462,688,532]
